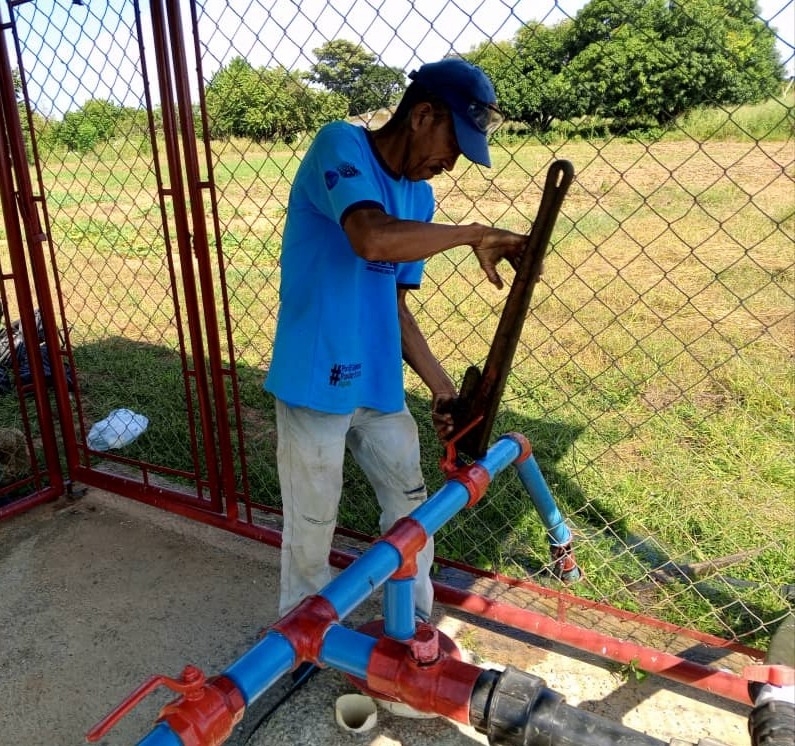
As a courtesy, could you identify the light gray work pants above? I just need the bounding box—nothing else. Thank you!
[275,399,435,620]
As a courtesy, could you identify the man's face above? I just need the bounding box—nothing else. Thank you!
[404,105,462,181]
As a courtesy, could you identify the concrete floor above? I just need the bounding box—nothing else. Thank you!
[0,487,751,746]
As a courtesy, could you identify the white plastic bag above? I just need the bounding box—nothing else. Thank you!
[87,408,149,451]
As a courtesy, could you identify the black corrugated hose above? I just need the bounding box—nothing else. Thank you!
[748,614,795,746]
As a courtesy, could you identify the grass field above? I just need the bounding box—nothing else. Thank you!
[1,96,793,645]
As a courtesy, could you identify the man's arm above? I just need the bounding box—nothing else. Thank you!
[398,288,457,441]
[344,208,526,290]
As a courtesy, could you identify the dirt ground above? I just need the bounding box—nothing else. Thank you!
[0,488,752,746]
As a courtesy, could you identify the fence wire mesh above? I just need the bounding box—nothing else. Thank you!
[2,0,793,648]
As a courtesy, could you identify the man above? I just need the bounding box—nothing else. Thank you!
[264,57,527,625]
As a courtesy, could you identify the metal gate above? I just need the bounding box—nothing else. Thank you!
[0,0,251,523]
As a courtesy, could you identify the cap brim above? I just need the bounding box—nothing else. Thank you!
[451,112,491,167]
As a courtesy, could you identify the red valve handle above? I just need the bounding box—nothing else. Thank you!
[440,415,484,475]
[86,665,206,742]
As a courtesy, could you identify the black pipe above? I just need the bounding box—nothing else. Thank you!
[748,614,795,746]
[470,666,668,746]
[748,702,795,746]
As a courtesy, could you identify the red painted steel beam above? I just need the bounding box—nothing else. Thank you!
[148,0,223,510]
[0,24,65,497]
[434,583,755,706]
[0,487,61,521]
[432,554,762,658]
[163,0,240,520]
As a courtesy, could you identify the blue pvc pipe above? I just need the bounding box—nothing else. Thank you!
[408,480,469,536]
[136,435,529,746]
[411,435,523,536]
[319,543,402,618]
[383,579,416,640]
[513,452,571,547]
[223,631,295,704]
[320,625,378,678]
[137,722,182,746]
[319,435,526,621]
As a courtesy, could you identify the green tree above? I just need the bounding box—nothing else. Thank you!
[12,68,22,101]
[54,99,126,152]
[309,40,405,116]
[563,1,674,123]
[467,23,582,131]
[561,0,784,124]
[661,0,783,114]
[204,56,257,138]
[205,56,347,142]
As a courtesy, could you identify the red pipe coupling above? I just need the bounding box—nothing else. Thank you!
[503,432,532,462]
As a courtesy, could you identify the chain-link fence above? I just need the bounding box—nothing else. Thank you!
[2,0,792,651]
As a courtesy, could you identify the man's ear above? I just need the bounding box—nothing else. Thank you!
[410,101,436,132]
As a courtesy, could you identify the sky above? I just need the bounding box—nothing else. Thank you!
[6,0,794,116]
[204,0,794,75]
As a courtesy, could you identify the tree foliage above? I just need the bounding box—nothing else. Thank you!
[309,40,405,116]
[561,0,783,125]
[467,24,582,131]
[205,56,348,142]
[471,0,782,130]
[53,99,144,152]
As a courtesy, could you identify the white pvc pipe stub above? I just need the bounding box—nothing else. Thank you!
[335,693,378,733]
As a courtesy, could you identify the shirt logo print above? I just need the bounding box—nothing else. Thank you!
[324,170,340,190]
[337,162,361,178]
[328,362,362,387]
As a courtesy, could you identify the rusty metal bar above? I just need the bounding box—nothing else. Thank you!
[4,11,82,475]
[187,0,254,520]
[163,0,239,519]
[0,15,63,499]
[148,0,222,510]
[117,0,206,489]
[453,160,575,458]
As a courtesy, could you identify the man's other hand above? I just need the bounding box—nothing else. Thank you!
[471,225,527,289]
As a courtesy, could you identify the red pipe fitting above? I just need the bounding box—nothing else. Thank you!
[409,622,441,664]
[550,541,580,580]
[271,595,338,664]
[375,516,428,579]
[366,634,483,723]
[503,432,532,463]
[447,463,491,508]
[85,666,244,745]
[158,675,245,746]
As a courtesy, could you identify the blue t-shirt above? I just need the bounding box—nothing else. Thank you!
[264,121,435,414]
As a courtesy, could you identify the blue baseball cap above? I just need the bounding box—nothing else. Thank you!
[408,58,503,167]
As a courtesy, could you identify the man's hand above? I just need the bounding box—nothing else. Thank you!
[471,226,528,289]
[431,392,458,443]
